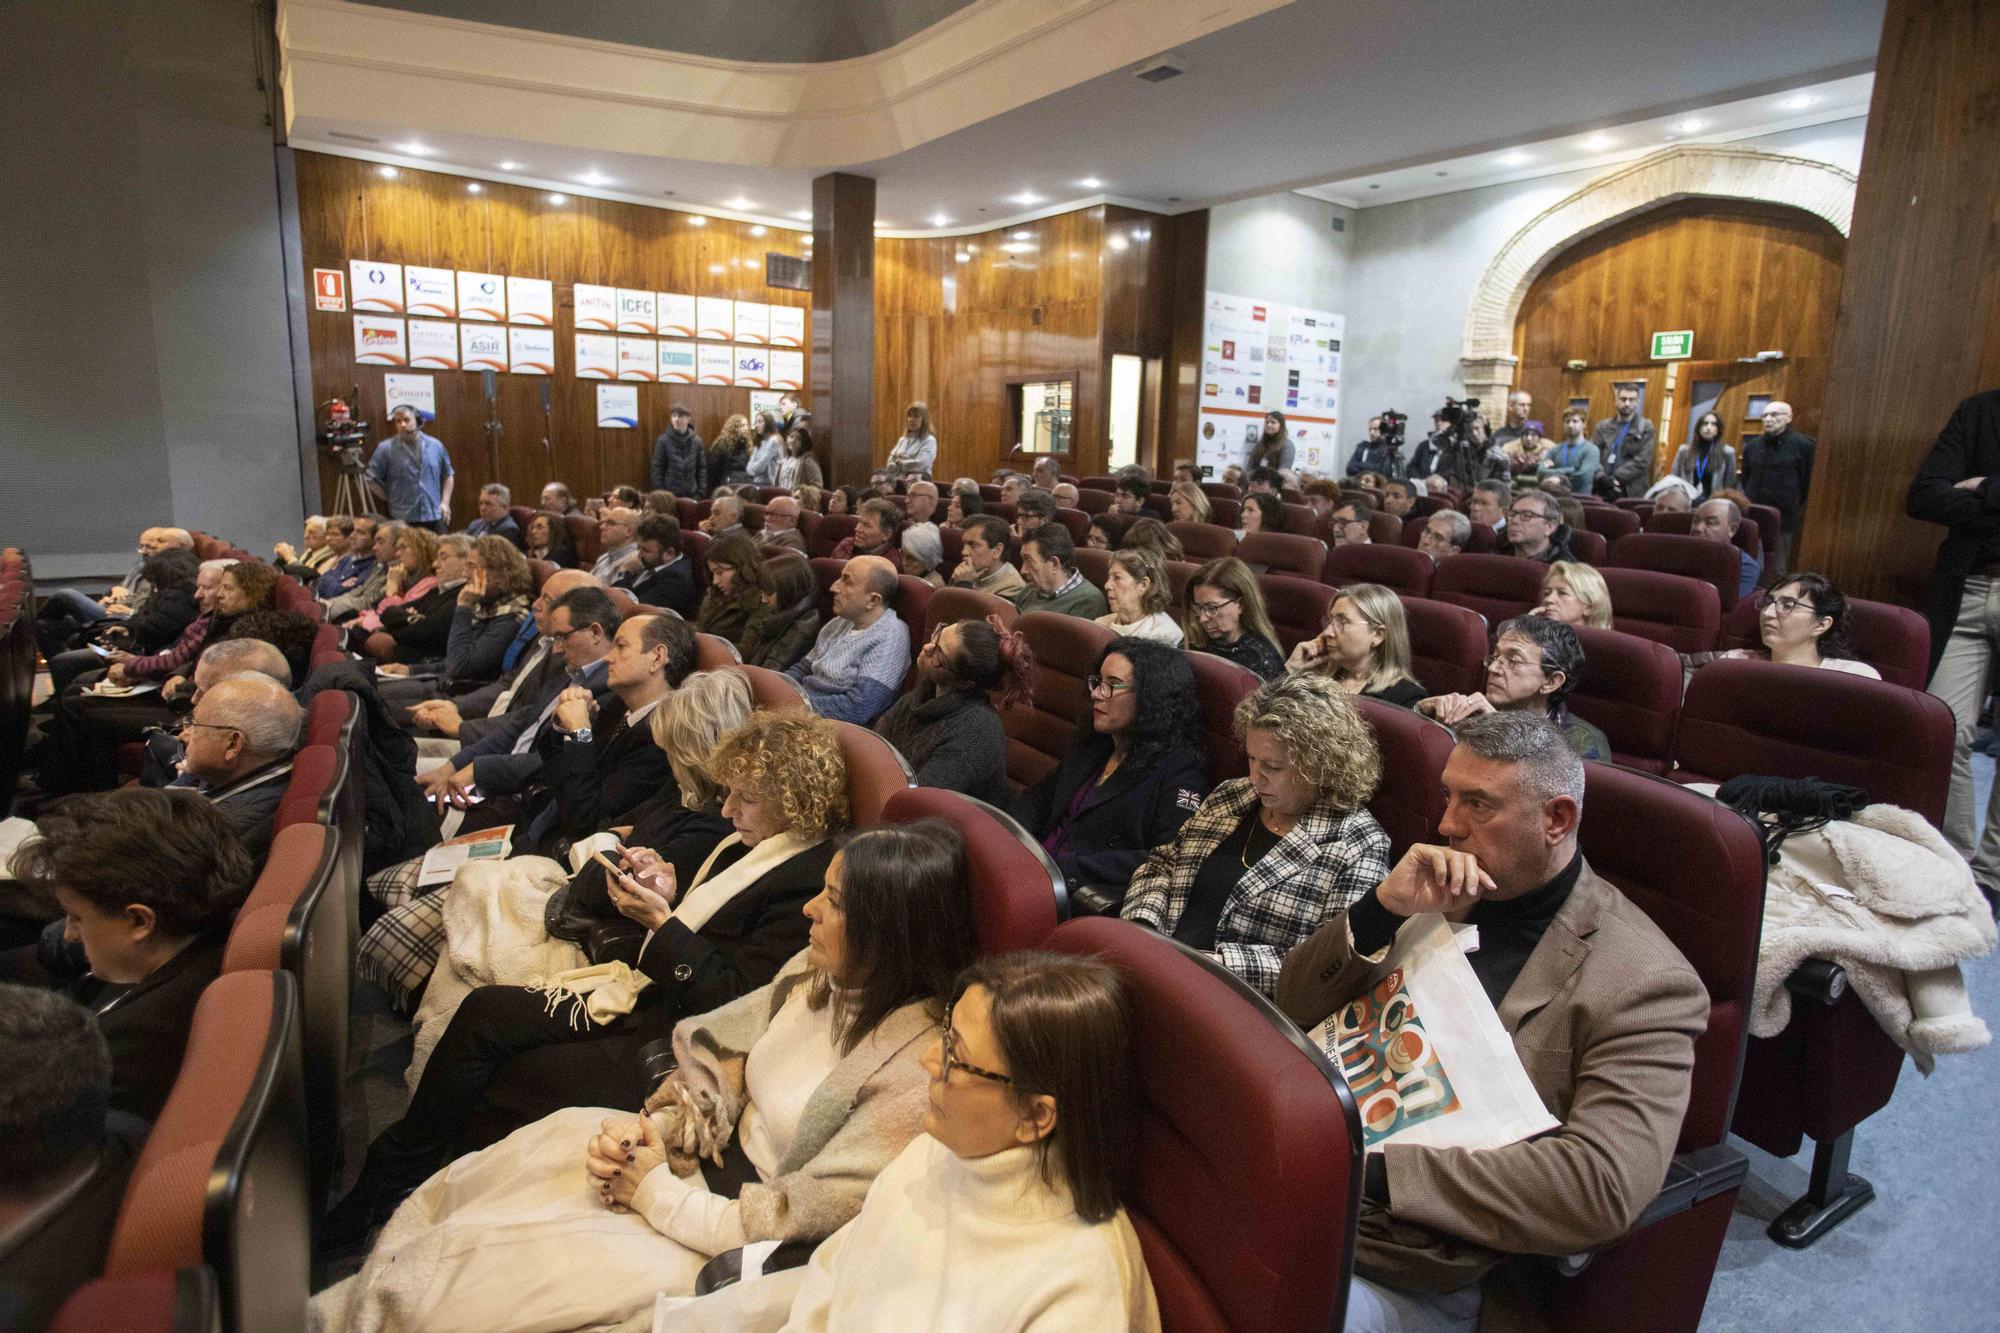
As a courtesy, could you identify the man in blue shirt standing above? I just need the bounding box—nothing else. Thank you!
[367,405,455,532]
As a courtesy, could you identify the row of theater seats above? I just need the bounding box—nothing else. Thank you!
[1,549,35,818]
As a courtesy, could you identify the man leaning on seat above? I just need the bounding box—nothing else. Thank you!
[1277,712,1705,1333]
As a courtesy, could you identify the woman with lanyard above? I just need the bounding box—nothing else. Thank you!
[1670,411,1739,501]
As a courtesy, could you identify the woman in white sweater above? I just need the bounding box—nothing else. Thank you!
[884,402,940,477]
[311,820,980,1333]
[1096,547,1184,647]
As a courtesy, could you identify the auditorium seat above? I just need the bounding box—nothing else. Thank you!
[1072,487,1112,514]
[1413,494,1448,517]
[1600,567,1722,654]
[1581,505,1641,543]
[809,513,858,558]
[1045,917,1362,1333]
[1167,521,1238,561]
[1200,481,1243,501]
[734,663,809,711]
[1142,494,1173,521]
[527,557,558,591]
[1186,650,1259,780]
[274,741,360,939]
[1163,559,1201,607]
[1643,506,1761,562]
[1401,515,1500,553]
[986,501,1019,530]
[1354,696,1454,857]
[1607,532,1743,610]
[978,483,1004,502]
[103,971,309,1333]
[680,528,711,587]
[563,513,600,563]
[1321,542,1435,599]
[1402,596,1489,696]
[1259,573,1335,654]
[924,585,1018,639]
[1073,545,1111,590]
[1207,496,1242,528]
[1566,625,1684,774]
[755,486,791,503]
[307,622,343,672]
[51,1269,221,1333]
[1364,510,1403,544]
[693,633,740,669]
[1003,612,1115,794]
[1237,532,1327,581]
[604,586,640,620]
[741,502,768,533]
[895,574,934,665]
[1283,503,1323,537]
[509,505,537,536]
[1718,595,1931,690]
[1745,503,1783,570]
[831,720,914,826]
[882,787,1064,952]
[1429,553,1543,625]
[1081,475,1119,492]
[1049,507,1091,544]
[1566,527,1609,565]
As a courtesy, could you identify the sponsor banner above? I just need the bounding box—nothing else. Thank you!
[696,342,733,384]
[696,296,733,341]
[460,323,507,372]
[769,349,804,391]
[509,326,555,375]
[457,271,506,321]
[407,318,460,368]
[768,304,805,348]
[733,300,770,345]
[352,314,407,365]
[657,292,697,339]
[616,288,658,335]
[618,337,659,382]
[349,259,404,313]
[404,265,456,317]
[574,333,617,380]
[658,340,698,383]
[597,384,639,428]
[573,283,618,331]
[733,345,770,388]
[384,372,435,419]
[1197,290,1344,472]
[507,276,554,326]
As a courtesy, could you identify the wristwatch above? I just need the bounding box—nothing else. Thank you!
[567,727,593,744]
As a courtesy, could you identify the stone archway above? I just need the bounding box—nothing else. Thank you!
[1458,145,1857,406]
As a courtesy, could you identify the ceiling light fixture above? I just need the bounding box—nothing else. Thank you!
[726,196,754,210]
[1010,231,1033,241]
[376,166,399,179]
[1582,132,1614,151]
[793,209,812,221]
[1497,151,1530,167]
[578,170,612,186]
[750,224,767,236]
[688,215,707,227]
[930,212,951,227]
[546,193,567,205]
[1107,234,1130,252]
[1077,177,1103,190]
[1779,94,1816,111]
[1673,117,1706,134]
[398,142,428,156]
[498,160,522,171]
[1010,191,1044,206]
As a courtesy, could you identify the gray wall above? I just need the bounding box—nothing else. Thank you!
[0,0,304,580]
[1206,191,1355,318]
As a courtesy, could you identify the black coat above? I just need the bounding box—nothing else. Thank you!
[378,581,460,660]
[86,932,227,1122]
[651,427,706,495]
[513,696,675,859]
[617,557,698,618]
[115,586,199,653]
[1009,742,1209,890]
[873,683,1008,805]
[1742,427,1817,526]
[1907,388,2000,676]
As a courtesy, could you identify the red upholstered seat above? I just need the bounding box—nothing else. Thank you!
[1282,503,1323,537]
[883,787,1062,953]
[756,486,791,503]
[1566,527,1609,565]
[1045,918,1361,1333]
[1258,574,1335,654]
[1718,596,1932,691]
[978,484,1004,502]
[1004,612,1116,795]
[527,557,558,592]
[1199,481,1243,501]
[1364,511,1403,544]
[1322,543,1436,599]
[1606,532,1744,610]
[1600,567,1721,654]
[680,529,711,588]
[51,1269,219,1333]
[105,972,309,1333]
[1642,506,1761,561]
[1073,546,1111,590]
[1566,626,1685,774]
[742,503,768,533]
[1141,494,1173,521]
[924,586,1018,639]
[1402,596,1489,696]
[1429,553,1544,626]
[308,622,343,671]
[1406,516,1500,554]
[1185,650,1259,780]
[809,513,858,558]
[894,575,933,666]
[1581,505,1641,543]
[1049,508,1091,544]
[1207,496,1242,528]
[830,721,914,826]
[274,744,342,833]
[1355,697,1453,858]
[1167,521,1238,561]
[1073,487,1112,514]
[733,664,808,710]
[1163,559,1201,607]
[1236,532,1326,581]
[807,557,844,617]
[564,514,600,563]
[303,687,352,748]
[509,505,537,535]
[1745,503,1783,568]
[273,575,320,620]
[1080,475,1119,492]
[693,633,739,670]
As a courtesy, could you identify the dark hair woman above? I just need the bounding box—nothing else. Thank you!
[1087,512,1129,552]
[1670,410,1739,500]
[1247,409,1294,472]
[1236,491,1283,538]
[740,552,823,672]
[1008,638,1207,897]
[779,424,825,490]
[695,532,767,646]
[828,484,867,517]
[1182,556,1284,679]
[524,511,579,569]
[1702,572,1882,679]
[874,615,1034,804]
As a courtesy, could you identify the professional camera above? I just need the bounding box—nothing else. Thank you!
[1438,396,1481,429]
[1378,409,1407,446]
[318,397,370,471]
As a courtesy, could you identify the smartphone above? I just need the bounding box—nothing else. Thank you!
[590,849,627,881]
[89,643,113,657]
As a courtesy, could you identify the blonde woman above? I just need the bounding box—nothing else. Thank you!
[1182,557,1283,679]
[1535,560,1614,629]
[1168,481,1212,525]
[1286,582,1426,708]
[885,402,939,476]
[1096,547,1183,646]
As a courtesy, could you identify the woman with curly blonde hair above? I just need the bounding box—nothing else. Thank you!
[1120,672,1390,997]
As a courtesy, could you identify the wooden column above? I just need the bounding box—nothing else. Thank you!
[1803,0,2000,603]
[810,172,876,487]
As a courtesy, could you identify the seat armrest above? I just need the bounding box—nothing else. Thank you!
[693,1239,820,1296]
[1784,958,1849,1006]
[1069,883,1124,917]
[1555,1144,1748,1277]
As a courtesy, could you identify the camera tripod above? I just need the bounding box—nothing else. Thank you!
[329,451,378,519]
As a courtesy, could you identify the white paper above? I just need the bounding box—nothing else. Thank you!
[459,323,507,373]
[657,292,696,339]
[573,283,618,331]
[384,372,435,418]
[507,276,554,326]
[418,824,514,887]
[403,264,456,317]
[597,384,639,428]
[733,345,770,388]
[618,337,659,382]
[457,270,507,322]
[509,326,555,375]
[696,296,734,341]
[349,259,404,313]
[767,304,805,348]
[696,342,733,384]
[617,288,658,335]
[657,340,698,383]
[733,300,770,345]
[575,333,617,380]
[353,314,407,366]
[769,349,804,391]
[407,318,459,369]
[1196,290,1344,473]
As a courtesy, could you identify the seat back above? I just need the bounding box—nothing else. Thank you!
[1718,595,1932,691]
[564,514,601,563]
[1073,546,1112,590]
[924,586,1017,640]
[1565,626,1684,774]
[1364,511,1404,545]
[1167,522,1238,561]
[809,513,858,558]
[52,1268,221,1333]
[1004,612,1117,794]
[1581,505,1641,542]
[1046,918,1362,1333]
[1676,659,1955,823]
[1163,559,1201,607]
[831,720,915,825]
[1599,567,1722,654]
[1258,574,1335,654]
[307,622,343,672]
[1745,503,1783,566]
[1207,496,1242,528]
[1184,650,1259,780]
[1199,481,1243,500]
[883,788,1064,951]
[1080,475,1119,492]
[1566,528,1608,565]
[733,663,809,711]
[1073,487,1112,514]
[1606,532,1743,610]
[106,972,309,1333]
[1355,697,1454,858]
[1429,553,1544,626]
[694,633,741,672]
[1236,532,1326,581]
[1049,508,1091,544]
[1402,596,1488,696]
[895,576,933,666]
[1281,503,1323,538]
[1321,543,1435,599]
[301,687,351,749]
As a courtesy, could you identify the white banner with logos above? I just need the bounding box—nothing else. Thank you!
[1195,290,1344,476]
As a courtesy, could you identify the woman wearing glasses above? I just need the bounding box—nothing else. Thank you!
[316,821,981,1330]
[1418,614,1610,759]
[1699,573,1881,678]
[1009,640,1207,904]
[1285,583,1427,707]
[873,616,1034,804]
[1181,557,1284,679]
[1121,672,1390,997]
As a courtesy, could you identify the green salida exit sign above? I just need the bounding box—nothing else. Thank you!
[1651,330,1694,360]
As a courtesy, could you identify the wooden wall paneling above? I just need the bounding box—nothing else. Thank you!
[812,172,877,488]
[1158,209,1210,478]
[1806,0,2000,604]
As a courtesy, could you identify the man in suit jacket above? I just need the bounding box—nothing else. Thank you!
[177,674,303,867]
[617,514,699,617]
[1276,712,1705,1327]
[464,483,524,547]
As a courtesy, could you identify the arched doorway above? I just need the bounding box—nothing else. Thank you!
[1512,199,1846,479]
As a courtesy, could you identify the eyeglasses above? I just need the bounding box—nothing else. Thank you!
[1086,674,1133,696]
[181,721,241,740]
[1191,595,1239,618]
[548,626,590,642]
[1484,651,1550,674]
[1507,507,1551,523]
[1756,592,1812,616]
[940,1004,1014,1087]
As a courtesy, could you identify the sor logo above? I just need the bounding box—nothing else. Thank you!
[740,356,767,373]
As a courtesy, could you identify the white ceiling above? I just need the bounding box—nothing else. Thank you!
[287,0,1887,235]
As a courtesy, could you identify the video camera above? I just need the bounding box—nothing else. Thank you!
[1438,396,1482,430]
[1378,409,1408,447]
[318,397,370,472]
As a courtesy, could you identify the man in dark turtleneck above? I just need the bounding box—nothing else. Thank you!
[1277,712,1706,1331]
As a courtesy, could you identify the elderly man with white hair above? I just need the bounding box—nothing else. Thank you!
[1691,497,1762,599]
[700,494,747,542]
[176,673,303,865]
[1742,400,1816,574]
[760,495,808,553]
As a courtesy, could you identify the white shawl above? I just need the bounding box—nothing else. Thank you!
[641,829,821,956]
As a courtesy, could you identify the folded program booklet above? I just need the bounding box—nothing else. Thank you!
[1307,913,1559,1154]
[418,824,514,887]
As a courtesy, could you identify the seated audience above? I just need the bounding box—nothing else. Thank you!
[1052,481,1081,509]
[1183,556,1284,679]
[1691,497,1763,598]
[761,495,808,553]
[464,483,523,545]
[618,514,700,617]
[900,520,948,588]
[833,498,903,562]
[1237,491,1282,539]
[1123,673,1389,995]
[702,494,751,542]
[794,483,826,516]
[1647,478,1695,513]
[1016,524,1111,618]
[325,710,851,1249]
[348,525,445,646]
[1010,639,1207,894]
[1535,560,1614,629]
[1120,516,1185,564]
[1303,479,1340,522]
[1381,478,1419,518]
[786,556,911,725]
[324,520,401,622]
[1465,481,1509,535]
[45,547,200,695]
[875,616,1032,803]
[1419,615,1610,759]
[1097,548,1182,646]
[360,532,471,664]
[1030,457,1062,491]
[903,479,941,525]
[694,533,767,646]
[392,568,596,747]
[943,488,982,528]
[1505,491,1572,564]
[1287,583,1427,707]
[1011,487,1058,545]
[131,635,291,788]
[0,985,152,1330]
[272,513,339,576]
[1699,573,1882,678]
[740,553,823,672]
[10,790,254,1121]
[175,673,303,865]
[1330,496,1374,547]
[523,510,579,569]
[588,507,641,581]
[1246,466,1283,497]
[827,484,863,517]
[540,482,579,515]
[1276,712,1705,1330]
[374,534,528,685]
[1169,481,1212,525]
[315,514,380,600]
[1419,508,1471,561]
[950,514,1027,600]
[1221,463,1246,489]
[1088,512,1130,551]
[1112,475,1149,517]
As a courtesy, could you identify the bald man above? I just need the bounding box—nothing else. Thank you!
[177,674,304,865]
[1742,400,1816,574]
[785,555,911,724]
[904,479,941,526]
[761,495,808,553]
[36,526,185,646]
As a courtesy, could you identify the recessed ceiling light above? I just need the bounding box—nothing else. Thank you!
[578,170,612,186]
[1673,117,1706,134]
[398,142,428,156]
[546,193,567,205]
[793,209,812,221]
[466,182,483,194]
[929,213,951,227]
[726,196,754,210]
[874,221,891,230]
[1582,132,1615,151]
[498,160,522,171]
[1497,151,1530,167]
[688,215,707,227]
[376,166,399,179]
[1107,234,1130,252]
[1010,191,1044,206]
[1077,177,1103,190]
[1779,94,1816,111]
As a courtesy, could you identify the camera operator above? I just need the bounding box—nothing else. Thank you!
[1435,398,1510,492]
[1345,416,1403,479]
[366,405,456,533]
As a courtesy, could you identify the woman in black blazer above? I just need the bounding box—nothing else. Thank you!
[322,709,852,1250]
[1009,638,1209,905]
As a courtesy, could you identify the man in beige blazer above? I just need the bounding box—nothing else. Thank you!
[1276,712,1707,1332]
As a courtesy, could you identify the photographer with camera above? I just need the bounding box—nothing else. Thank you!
[1346,415,1402,479]
[367,404,456,532]
[1435,397,1510,492]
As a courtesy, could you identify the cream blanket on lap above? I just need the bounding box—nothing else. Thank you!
[310,1106,713,1333]
[406,855,582,1090]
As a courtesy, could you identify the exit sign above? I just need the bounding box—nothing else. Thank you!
[1651,330,1694,360]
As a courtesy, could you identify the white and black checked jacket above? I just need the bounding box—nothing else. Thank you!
[1122,778,1391,997]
